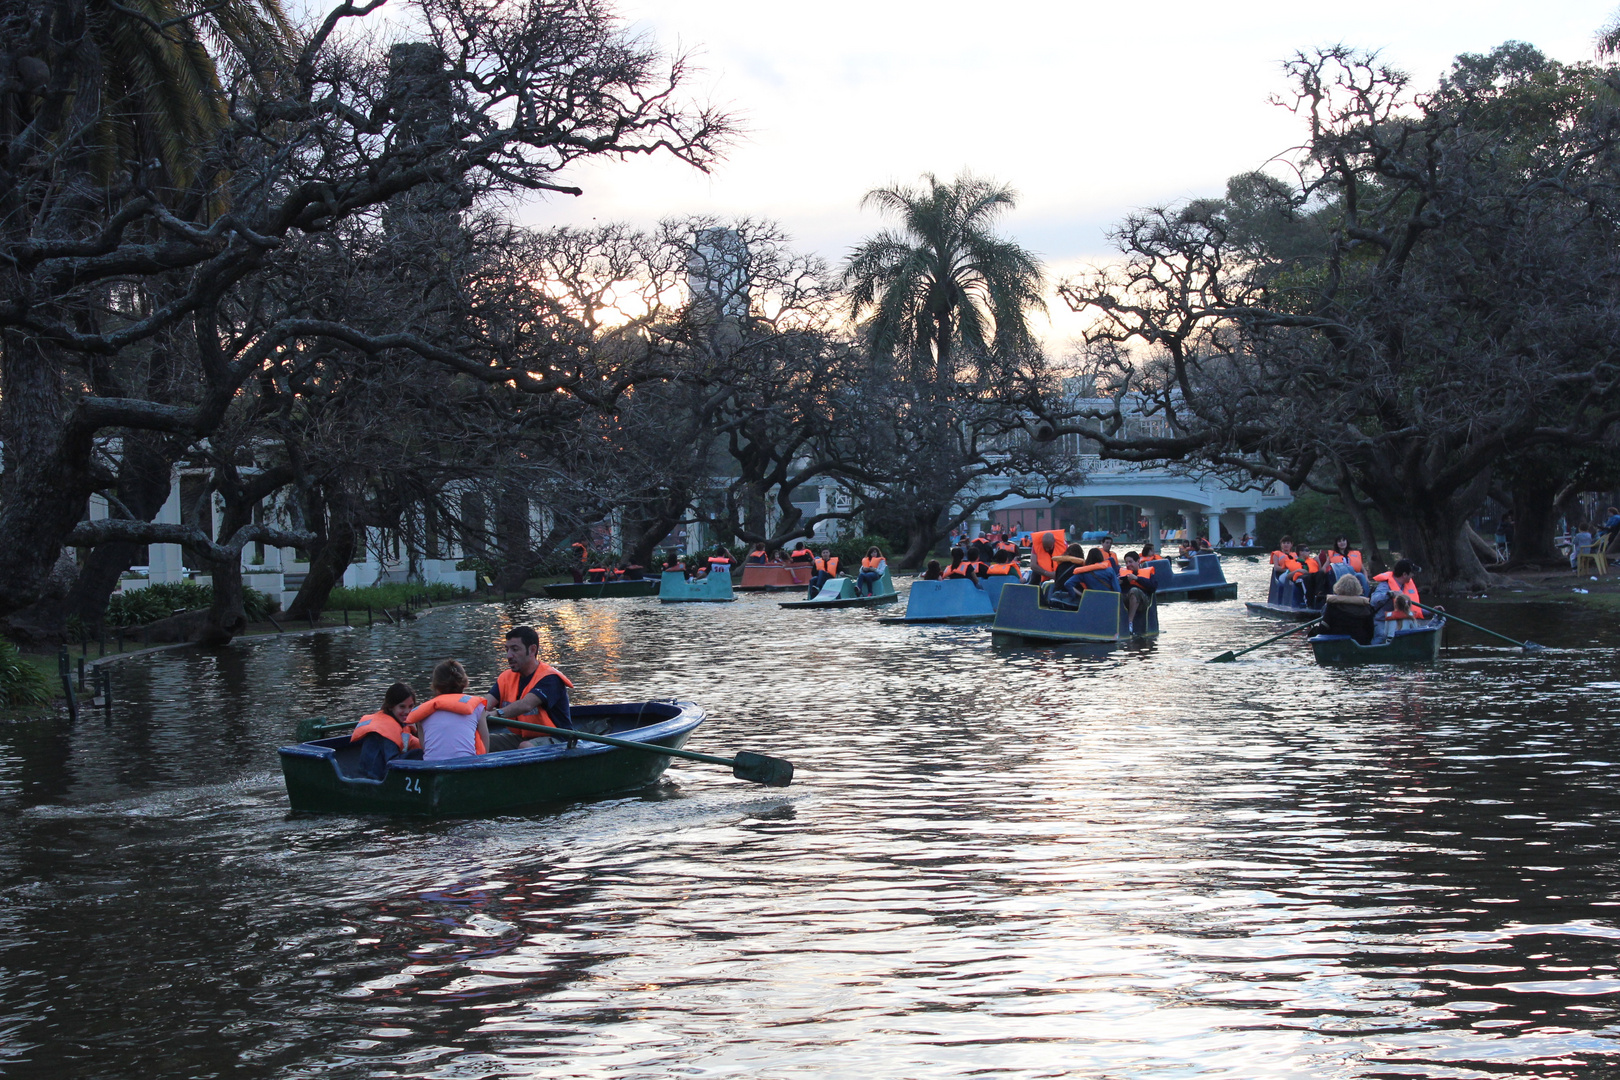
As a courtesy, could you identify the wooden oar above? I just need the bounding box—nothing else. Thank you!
[1208,618,1323,663]
[497,717,793,787]
[1433,611,1544,652]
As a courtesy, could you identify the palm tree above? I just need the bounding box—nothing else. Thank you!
[843,172,1045,386]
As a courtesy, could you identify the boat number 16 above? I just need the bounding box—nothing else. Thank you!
[404,777,423,794]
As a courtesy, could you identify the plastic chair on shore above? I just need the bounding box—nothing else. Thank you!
[1576,535,1609,576]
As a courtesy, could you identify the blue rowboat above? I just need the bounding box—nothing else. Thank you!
[1144,552,1239,602]
[1311,617,1445,665]
[658,569,734,603]
[778,568,898,609]
[991,583,1159,645]
[878,575,1014,623]
[279,701,704,816]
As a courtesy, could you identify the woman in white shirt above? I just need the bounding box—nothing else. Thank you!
[406,659,490,760]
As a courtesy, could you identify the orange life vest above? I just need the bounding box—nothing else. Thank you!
[1329,550,1365,574]
[708,555,731,570]
[406,693,488,755]
[1271,549,1293,569]
[861,556,883,570]
[942,563,971,579]
[987,562,1018,576]
[1373,573,1423,618]
[1031,530,1066,575]
[495,662,574,731]
[814,556,842,575]
[350,711,420,752]
[1101,550,1120,570]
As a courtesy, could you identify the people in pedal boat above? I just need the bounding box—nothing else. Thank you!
[941,547,976,580]
[350,681,419,779]
[485,624,574,752]
[705,544,733,576]
[408,660,490,761]
[1050,544,1117,606]
[787,543,815,565]
[1317,573,1375,645]
[661,550,686,577]
[745,542,769,564]
[808,548,842,596]
[1097,535,1120,572]
[922,559,943,581]
[1118,551,1155,625]
[856,547,887,595]
[985,549,1022,579]
[1370,559,1423,620]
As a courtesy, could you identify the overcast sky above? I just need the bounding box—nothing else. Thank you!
[520,1,1619,342]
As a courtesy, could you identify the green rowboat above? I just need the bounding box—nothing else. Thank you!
[279,701,703,816]
[1310,618,1445,665]
[544,578,659,599]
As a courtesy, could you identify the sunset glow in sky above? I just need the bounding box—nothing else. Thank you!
[522,1,1620,343]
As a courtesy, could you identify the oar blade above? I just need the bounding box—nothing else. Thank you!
[1522,641,1545,652]
[1208,651,1236,664]
[732,751,794,787]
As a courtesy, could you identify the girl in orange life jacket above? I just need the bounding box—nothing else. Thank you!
[745,542,769,564]
[941,547,974,580]
[485,624,574,751]
[856,546,887,596]
[408,659,489,761]
[350,681,419,780]
[1327,536,1365,575]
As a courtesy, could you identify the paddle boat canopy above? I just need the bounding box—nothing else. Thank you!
[1311,617,1446,665]
[779,568,898,609]
[991,582,1158,645]
[880,575,1014,623]
[736,561,816,592]
[280,701,705,816]
[1143,552,1238,602]
[544,578,659,599]
[658,569,734,603]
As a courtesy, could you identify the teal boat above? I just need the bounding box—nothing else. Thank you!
[778,568,898,609]
[878,575,1013,623]
[659,569,734,603]
[544,578,659,599]
[1143,552,1239,602]
[1310,618,1445,665]
[279,701,704,816]
[991,582,1158,645]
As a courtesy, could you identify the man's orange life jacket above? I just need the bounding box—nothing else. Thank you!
[1373,572,1423,618]
[406,693,488,755]
[495,663,574,731]
[1031,530,1066,575]
[351,711,420,752]
[1101,549,1120,570]
[987,562,1019,576]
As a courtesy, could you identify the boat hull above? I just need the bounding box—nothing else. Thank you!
[1245,601,1322,620]
[880,576,1010,623]
[1311,619,1445,665]
[279,702,703,816]
[658,569,734,603]
[736,563,815,591]
[1144,553,1238,602]
[779,568,898,609]
[544,579,659,599]
[991,583,1159,644]
[1246,565,1321,619]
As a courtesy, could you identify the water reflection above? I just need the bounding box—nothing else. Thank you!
[0,563,1618,1076]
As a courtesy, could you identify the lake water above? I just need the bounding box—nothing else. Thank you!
[2,560,1619,1078]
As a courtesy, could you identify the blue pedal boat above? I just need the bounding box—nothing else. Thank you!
[990,583,1159,645]
[279,701,705,816]
[658,569,734,603]
[778,568,899,609]
[1143,552,1239,602]
[878,575,1014,624]
[1245,567,1322,620]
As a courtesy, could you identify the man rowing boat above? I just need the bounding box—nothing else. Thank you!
[485,625,574,751]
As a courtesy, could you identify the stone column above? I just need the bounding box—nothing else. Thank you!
[1244,511,1257,544]
[1207,508,1221,547]
[148,473,184,584]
